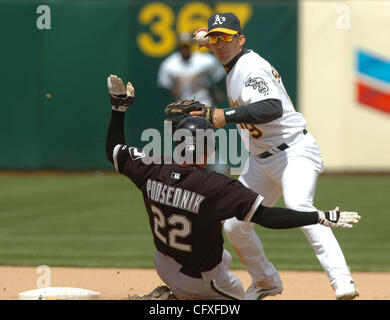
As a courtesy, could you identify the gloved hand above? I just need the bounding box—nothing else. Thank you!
[318,206,361,228]
[107,74,135,112]
[165,99,215,129]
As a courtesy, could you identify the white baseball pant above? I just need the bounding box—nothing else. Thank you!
[223,132,353,288]
[154,249,245,300]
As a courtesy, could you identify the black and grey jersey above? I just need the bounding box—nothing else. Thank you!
[113,144,263,274]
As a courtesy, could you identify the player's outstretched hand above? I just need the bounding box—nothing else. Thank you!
[107,74,135,112]
[318,206,361,229]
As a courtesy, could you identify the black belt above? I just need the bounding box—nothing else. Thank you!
[259,129,307,159]
[180,266,202,279]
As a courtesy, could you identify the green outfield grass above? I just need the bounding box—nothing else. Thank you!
[0,172,389,271]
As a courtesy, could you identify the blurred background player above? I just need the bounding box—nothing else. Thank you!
[157,32,226,106]
[157,32,229,174]
[106,74,360,300]
[192,12,359,300]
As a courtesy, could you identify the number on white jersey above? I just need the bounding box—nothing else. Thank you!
[239,123,263,139]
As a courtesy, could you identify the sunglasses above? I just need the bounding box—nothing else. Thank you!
[208,34,238,44]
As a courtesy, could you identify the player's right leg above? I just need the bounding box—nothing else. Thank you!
[223,155,283,300]
[281,139,358,300]
[201,249,246,300]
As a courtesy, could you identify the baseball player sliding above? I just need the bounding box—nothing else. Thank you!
[106,74,360,300]
[185,12,360,300]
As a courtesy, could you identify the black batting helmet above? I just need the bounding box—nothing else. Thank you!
[174,116,215,164]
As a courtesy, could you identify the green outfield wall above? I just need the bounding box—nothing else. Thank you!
[0,0,297,169]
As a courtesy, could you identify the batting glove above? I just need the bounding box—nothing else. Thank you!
[318,207,361,228]
[107,74,135,112]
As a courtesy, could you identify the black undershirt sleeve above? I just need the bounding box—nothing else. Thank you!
[224,99,283,124]
[106,110,126,164]
[250,204,319,229]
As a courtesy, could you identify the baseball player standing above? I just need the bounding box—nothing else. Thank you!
[105,75,360,300]
[191,12,359,300]
[157,32,226,107]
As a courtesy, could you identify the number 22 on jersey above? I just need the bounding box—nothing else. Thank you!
[151,205,192,252]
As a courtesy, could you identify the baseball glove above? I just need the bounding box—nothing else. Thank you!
[165,99,215,129]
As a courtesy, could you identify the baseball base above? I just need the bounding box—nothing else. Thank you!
[19,287,101,300]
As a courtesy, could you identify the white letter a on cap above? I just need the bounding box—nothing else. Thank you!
[213,14,226,25]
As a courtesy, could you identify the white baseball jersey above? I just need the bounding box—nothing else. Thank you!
[226,50,306,155]
[158,51,225,105]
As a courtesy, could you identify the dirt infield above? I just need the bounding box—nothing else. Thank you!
[0,266,389,300]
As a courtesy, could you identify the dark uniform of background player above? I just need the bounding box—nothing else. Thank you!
[105,74,360,300]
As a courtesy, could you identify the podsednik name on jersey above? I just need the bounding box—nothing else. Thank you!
[146,179,205,214]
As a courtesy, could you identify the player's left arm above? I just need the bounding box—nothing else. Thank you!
[247,204,361,229]
[190,99,282,129]
[223,99,282,124]
[216,178,316,229]
[216,178,360,229]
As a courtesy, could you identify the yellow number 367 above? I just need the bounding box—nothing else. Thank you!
[137,2,253,58]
